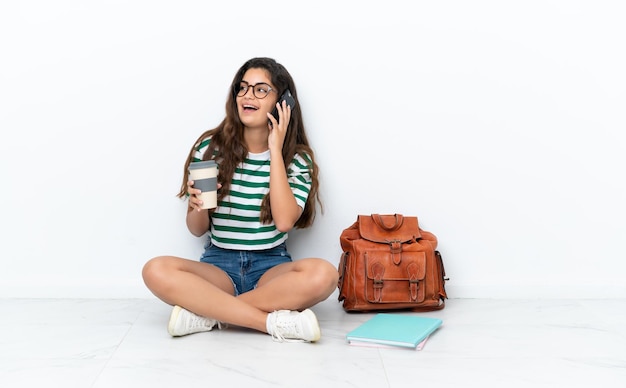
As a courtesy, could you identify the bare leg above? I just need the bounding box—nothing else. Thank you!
[142,256,339,334]
[142,256,268,332]
[238,258,339,312]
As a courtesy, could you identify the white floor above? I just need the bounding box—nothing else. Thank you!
[1,296,625,388]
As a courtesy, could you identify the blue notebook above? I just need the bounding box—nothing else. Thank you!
[346,313,443,349]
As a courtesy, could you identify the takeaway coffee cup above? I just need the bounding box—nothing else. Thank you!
[188,160,218,209]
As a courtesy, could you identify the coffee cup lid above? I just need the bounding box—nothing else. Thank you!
[188,160,217,170]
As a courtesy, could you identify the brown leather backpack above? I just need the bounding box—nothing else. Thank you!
[337,214,448,312]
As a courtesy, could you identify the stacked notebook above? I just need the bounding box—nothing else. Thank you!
[346,313,443,350]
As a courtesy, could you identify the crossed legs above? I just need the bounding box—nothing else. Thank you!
[142,256,339,334]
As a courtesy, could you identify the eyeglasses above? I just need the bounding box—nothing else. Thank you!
[235,81,275,99]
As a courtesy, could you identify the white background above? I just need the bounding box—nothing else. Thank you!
[1,1,624,298]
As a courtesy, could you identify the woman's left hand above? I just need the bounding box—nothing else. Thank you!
[267,100,291,152]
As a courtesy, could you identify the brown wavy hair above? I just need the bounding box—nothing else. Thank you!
[176,57,321,229]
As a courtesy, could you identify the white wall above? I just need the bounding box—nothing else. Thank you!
[1,1,625,299]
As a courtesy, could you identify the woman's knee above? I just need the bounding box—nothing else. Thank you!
[142,256,174,288]
[306,258,339,293]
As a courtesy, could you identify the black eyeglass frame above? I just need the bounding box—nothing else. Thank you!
[235,81,276,99]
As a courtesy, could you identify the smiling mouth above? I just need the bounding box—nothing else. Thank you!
[242,104,258,112]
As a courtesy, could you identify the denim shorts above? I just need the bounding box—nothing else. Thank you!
[199,241,292,295]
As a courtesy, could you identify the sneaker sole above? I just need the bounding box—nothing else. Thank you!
[302,309,321,342]
[167,305,183,337]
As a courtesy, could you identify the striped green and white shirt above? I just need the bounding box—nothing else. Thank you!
[193,137,312,250]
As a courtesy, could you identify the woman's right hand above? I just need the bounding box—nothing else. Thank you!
[187,180,222,212]
[186,179,211,237]
[187,179,205,212]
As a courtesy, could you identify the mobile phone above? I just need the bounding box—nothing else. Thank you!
[269,89,296,124]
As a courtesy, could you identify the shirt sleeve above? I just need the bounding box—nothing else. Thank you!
[192,137,211,162]
[287,152,313,209]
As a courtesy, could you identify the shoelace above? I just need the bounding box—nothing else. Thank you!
[187,312,225,331]
[269,315,304,343]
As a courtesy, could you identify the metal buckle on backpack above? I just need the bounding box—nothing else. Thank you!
[386,239,402,252]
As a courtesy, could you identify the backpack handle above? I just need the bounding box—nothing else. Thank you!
[372,213,404,231]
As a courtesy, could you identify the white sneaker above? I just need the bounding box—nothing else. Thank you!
[167,305,225,337]
[266,309,321,342]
